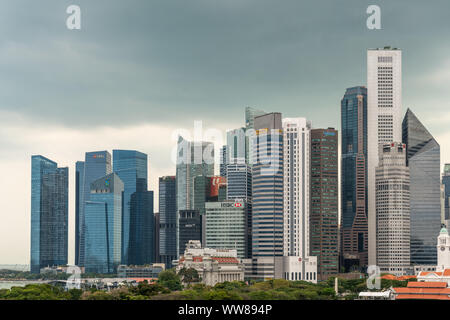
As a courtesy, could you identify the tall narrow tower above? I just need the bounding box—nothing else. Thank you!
[367,47,403,266]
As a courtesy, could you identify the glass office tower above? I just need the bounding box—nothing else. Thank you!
[85,173,123,274]
[129,191,154,265]
[251,112,284,279]
[159,176,177,268]
[443,164,450,222]
[340,86,368,270]
[178,210,202,254]
[112,150,148,265]
[77,151,112,267]
[31,155,68,274]
[75,161,85,267]
[402,108,441,266]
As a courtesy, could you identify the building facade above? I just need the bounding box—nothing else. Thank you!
[178,210,202,255]
[375,142,411,276]
[84,173,123,274]
[341,86,369,270]
[129,191,154,265]
[31,155,68,274]
[443,164,450,222]
[159,176,177,268]
[112,150,148,265]
[175,240,244,286]
[310,128,339,280]
[402,109,441,266]
[367,47,403,266]
[251,112,284,279]
[205,201,247,259]
[77,151,112,267]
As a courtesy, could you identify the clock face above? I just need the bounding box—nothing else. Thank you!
[441,246,446,251]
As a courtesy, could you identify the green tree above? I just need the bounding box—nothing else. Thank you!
[178,268,200,286]
[157,270,182,291]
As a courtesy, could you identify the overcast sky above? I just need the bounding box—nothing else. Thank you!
[1,0,450,265]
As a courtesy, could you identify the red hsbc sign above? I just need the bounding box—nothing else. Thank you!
[234,202,242,208]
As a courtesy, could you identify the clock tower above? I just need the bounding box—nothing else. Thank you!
[437,225,450,272]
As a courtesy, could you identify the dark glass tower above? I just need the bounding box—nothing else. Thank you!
[340,86,368,270]
[85,173,123,274]
[129,191,154,265]
[30,155,68,274]
[251,112,284,279]
[310,128,339,281]
[75,161,85,267]
[402,108,441,266]
[159,176,177,268]
[443,164,450,221]
[178,210,202,254]
[113,150,148,265]
[77,151,112,267]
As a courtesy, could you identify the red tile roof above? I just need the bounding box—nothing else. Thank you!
[407,281,447,288]
[393,282,450,300]
[396,294,450,300]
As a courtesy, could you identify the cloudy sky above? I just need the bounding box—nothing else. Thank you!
[1,0,450,265]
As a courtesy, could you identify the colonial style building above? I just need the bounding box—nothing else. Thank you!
[175,240,244,286]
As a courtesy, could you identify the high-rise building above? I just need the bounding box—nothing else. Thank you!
[251,112,284,279]
[84,173,123,274]
[193,176,226,215]
[112,150,148,265]
[282,118,311,257]
[129,191,154,265]
[77,151,112,267]
[159,176,177,268]
[375,143,410,276]
[367,47,403,266]
[310,128,339,281]
[176,136,214,256]
[30,155,68,274]
[154,212,160,263]
[443,164,450,222]
[402,109,441,266]
[227,128,246,163]
[220,145,228,177]
[178,210,202,255]
[205,201,247,259]
[75,161,85,267]
[341,86,368,270]
[245,107,266,165]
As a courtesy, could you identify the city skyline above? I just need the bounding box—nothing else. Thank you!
[3,1,450,266]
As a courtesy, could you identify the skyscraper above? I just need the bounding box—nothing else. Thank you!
[178,210,202,255]
[443,164,450,222]
[75,161,85,267]
[402,109,441,266]
[341,86,368,270]
[176,136,214,256]
[220,145,228,177]
[84,173,123,274]
[282,118,311,258]
[205,201,247,259]
[129,191,154,265]
[310,128,339,281]
[245,107,266,165]
[112,150,148,265]
[367,47,403,266]
[159,176,177,268]
[77,151,112,267]
[251,112,284,279]
[375,143,410,276]
[30,155,68,274]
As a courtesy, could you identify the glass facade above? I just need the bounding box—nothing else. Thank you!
[112,150,148,264]
[31,155,68,274]
[176,136,214,256]
[443,165,450,221]
[159,176,177,268]
[310,128,339,280]
[403,109,441,266]
[340,86,368,269]
[75,161,85,267]
[129,191,154,265]
[178,210,202,255]
[205,201,247,259]
[77,151,112,267]
[252,113,284,259]
[85,173,123,274]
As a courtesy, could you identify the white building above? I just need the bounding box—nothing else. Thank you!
[375,142,411,276]
[279,118,317,283]
[367,47,403,266]
[417,227,450,284]
[175,240,244,286]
